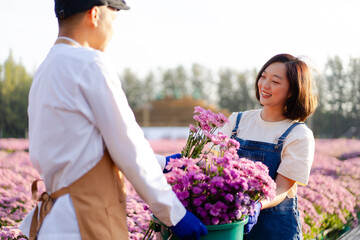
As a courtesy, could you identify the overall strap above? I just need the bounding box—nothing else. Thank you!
[275,122,304,148]
[231,112,243,139]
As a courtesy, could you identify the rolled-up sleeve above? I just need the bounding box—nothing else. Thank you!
[80,58,185,226]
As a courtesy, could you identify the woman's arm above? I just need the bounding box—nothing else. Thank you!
[260,173,295,209]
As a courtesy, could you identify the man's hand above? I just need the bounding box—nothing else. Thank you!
[163,153,182,173]
[169,210,208,240]
[244,202,262,234]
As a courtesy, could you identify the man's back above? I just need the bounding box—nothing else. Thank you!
[29,43,108,193]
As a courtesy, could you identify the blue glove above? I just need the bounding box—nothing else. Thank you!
[170,210,208,240]
[244,202,262,234]
[163,153,182,173]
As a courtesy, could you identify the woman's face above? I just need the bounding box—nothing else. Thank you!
[257,62,291,109]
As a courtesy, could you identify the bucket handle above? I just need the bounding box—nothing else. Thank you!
[153,222,173,240]
[166,230,173,240]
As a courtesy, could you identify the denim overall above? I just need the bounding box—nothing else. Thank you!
[231,112,303,240]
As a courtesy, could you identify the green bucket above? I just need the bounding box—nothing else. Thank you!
[150,214,249,240]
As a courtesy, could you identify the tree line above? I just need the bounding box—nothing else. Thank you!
[1,52,359,138]
[0,52,32,137]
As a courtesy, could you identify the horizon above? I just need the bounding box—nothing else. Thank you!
[1,0,360,77]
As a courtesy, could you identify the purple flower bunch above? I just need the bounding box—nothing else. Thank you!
[181,106,228,159]
[165,107,276,225]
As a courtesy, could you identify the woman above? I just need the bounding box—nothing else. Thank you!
[219,54,317,240]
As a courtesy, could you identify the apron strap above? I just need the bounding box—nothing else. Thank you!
[29,180,69,240]
[231,112,243,139]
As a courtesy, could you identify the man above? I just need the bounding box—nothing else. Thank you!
[19,1,207,239]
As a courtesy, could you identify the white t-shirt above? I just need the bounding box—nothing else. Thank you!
[20,43,185,239]
[218,109,315,198]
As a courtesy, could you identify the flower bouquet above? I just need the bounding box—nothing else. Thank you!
[144,106,276,239]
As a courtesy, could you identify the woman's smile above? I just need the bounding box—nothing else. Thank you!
[261,90,272,98]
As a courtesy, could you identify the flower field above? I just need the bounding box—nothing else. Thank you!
[1,138,359,239]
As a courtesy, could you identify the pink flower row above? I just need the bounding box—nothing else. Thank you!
[1,138,360,239]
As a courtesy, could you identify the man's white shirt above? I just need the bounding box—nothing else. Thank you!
[20,43,185,238]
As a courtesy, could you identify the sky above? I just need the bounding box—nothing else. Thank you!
[1,0,360,77]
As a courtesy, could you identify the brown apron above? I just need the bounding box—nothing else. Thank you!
[29,151,129,240]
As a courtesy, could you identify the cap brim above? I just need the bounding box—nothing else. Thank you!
[111,3,130,10]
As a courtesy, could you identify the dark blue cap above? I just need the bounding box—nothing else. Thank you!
[55,0,130,19]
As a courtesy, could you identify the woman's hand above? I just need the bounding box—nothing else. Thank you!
[261,173,296,209]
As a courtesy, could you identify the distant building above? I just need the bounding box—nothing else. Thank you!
[134,96,230,127]
[343,126,360,139]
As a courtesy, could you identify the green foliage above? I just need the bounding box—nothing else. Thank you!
[217,68,234,111]
[191,63,213,102]
[233,72,258,111]
[0,51,32,138]
[118,56,360,138]
[1,50,360,139]
[120,68,143,110]
[143,72,155,102]
[312,56,360,138]
[217,68,257,112]
[120,63,216,109]
[302,198,356,239]
[160,66,189,99]
[303,215,319,239]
